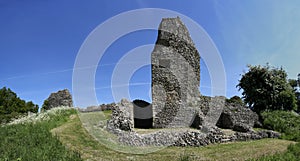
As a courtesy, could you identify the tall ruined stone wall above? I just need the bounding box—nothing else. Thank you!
[152,17,201,128]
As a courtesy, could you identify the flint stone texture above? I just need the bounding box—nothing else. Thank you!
[232,130,280,141]
[233,123,252,132]
[107,99,134,132]
[216,103,260,132]
[44,89,73,109]
[256,130,281,138]
[152,17,201,128]
[112,127,280,147]
[191,96,225,129]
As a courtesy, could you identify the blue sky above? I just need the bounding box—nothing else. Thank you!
[1,0,300,108]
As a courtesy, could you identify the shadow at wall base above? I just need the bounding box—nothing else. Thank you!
[134,118,153,129]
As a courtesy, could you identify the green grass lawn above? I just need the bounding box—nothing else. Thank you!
[51,110,295,161]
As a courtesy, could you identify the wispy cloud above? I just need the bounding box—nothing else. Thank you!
[214,0,300,79]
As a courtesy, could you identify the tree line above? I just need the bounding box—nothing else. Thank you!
[0,63,299,123]
[0,87,38,123]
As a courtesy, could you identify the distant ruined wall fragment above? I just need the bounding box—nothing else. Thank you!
[43,89,73,110]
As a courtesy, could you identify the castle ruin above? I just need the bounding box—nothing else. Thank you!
[105,17,280,147]
[151,17,201,128]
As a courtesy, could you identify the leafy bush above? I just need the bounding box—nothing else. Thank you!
[0,108,82,161]
[261,110,300,141]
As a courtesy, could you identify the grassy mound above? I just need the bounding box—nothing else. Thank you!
[0,107,82,161]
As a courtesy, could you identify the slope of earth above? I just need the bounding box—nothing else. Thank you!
[0,107,82,161]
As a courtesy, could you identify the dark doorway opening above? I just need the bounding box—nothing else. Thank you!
[133,99,153,129]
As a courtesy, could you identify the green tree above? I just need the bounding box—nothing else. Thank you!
[288,79,298,89]
[289,78,300,112]
[237,64,297,113]
[26,101,39,113]
[226,95,245,106]
[41,100,50,112]
[0,87,38,123]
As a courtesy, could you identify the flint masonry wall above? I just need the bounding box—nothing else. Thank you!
[152,17,201,128]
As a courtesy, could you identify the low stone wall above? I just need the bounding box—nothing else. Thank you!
[108,126,280,147]
[78,103,116,112]
[106,100,280,147]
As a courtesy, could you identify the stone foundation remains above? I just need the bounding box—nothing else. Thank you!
[106,99,280,147]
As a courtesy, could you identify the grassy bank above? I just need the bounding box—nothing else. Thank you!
[0,108,82,161]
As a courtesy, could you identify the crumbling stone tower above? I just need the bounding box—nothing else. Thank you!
[152,17,201,128]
